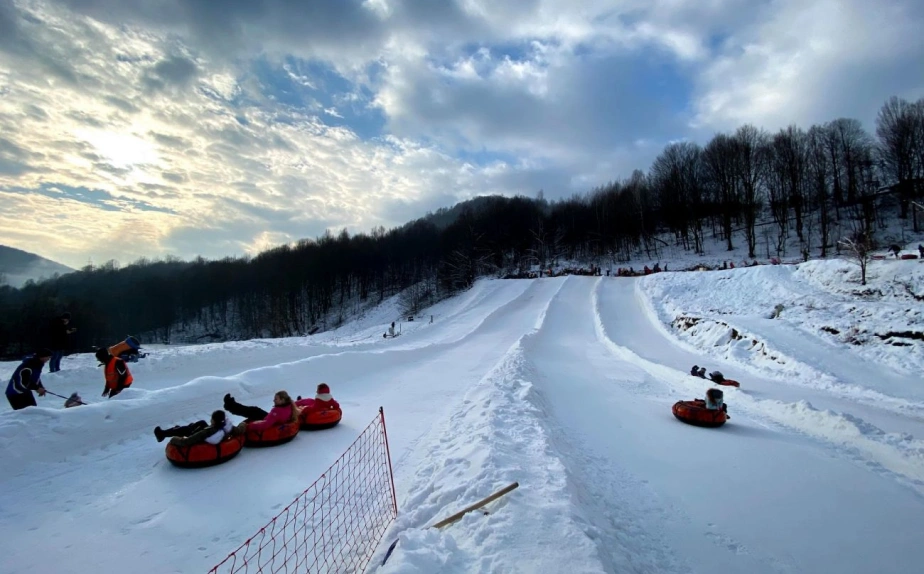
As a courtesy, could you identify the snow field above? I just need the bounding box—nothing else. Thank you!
[3,256,924,573]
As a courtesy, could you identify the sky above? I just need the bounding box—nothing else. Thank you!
[1,0,923,269]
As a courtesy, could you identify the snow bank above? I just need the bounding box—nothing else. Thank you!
[375,341,606,573]
[639,259,924,391]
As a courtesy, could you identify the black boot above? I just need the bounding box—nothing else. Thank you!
[154,426,165,443]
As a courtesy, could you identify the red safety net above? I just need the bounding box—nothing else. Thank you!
[208,407,398,574]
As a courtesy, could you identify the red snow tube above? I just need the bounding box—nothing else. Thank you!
[299,407,342,430]
[244,420,300,447]
[900,253,919,260]
[672,400,728,428]
[714,379,740,388]
[165,433,245,468]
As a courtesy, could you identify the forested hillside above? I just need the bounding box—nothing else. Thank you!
[1,95,922,357]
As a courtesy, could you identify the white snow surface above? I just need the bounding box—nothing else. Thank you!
[3,261,924,574]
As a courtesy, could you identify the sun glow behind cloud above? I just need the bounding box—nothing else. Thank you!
[76,129,160,170]
[0,0,920,268]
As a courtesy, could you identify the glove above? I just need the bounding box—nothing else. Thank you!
[37,387,46,397]
[102,389,110,397]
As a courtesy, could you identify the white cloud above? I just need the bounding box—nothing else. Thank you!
[690,0,924,132]
[0,0,922,267]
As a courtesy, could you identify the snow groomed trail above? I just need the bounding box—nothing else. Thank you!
[3,274,924,573]
[0,279,563,574]
[383,276,924,573]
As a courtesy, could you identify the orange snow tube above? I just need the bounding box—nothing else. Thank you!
[108,336,141,357]
[714,379,741,388]
[672,400,728,428]
[299,407,343,430]
[244,420,300,447]
[165,433,246,468]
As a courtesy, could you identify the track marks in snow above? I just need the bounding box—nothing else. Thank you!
[518,278,688,573]
[594,279,924,496]
[377,340,608,573]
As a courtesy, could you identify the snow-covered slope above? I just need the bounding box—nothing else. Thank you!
[3,262,924,574]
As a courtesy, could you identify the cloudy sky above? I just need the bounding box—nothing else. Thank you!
[1,0,922,269]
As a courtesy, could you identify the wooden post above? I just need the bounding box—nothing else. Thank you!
[380,481,520,567]
[430,482,519,529]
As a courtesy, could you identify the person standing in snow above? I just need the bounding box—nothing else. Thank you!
[95,348,133,398]
[47,312,76,373]
[5,349,52,410]
[296,383,341,412]
[154,410,246,445]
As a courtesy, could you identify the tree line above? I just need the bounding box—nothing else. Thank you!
[1,95,922,358]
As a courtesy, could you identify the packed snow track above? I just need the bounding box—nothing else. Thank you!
[2,275,923,574]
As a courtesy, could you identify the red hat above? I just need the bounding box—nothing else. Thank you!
[317,383,330,394]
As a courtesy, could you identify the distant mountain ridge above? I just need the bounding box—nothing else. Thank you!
[0,245,73,288]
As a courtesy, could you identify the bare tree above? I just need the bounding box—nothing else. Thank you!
[877,96,924,230]
[769,126,808,253]
[703,133,739,251]
[734,124,769,258]
[807,125,832,257]
[838,229,875,286]
[826,118,876,213]
[650,141,705,253]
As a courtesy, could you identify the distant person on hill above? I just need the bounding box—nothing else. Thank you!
[5,349,51,410]
[889,244,901,258]
[691,365,706,378]
[154,409,246,445]
[918,244,923,258]
[296,383,341,412]
[47,312,76,372]
[389,321,396,337]
[95,348,133,398]
[223,390,299,430]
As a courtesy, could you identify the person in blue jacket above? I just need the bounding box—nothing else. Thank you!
[5,348,52,410]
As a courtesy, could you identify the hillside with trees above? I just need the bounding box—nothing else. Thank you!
[1,95,922,358]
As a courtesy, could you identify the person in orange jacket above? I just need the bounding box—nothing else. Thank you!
[95,348,133,398]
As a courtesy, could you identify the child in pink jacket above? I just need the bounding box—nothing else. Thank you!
[223,390,300,430]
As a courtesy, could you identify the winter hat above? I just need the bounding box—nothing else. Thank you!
[211,410,227,425]
[94,348,111,364]
[316,383,330,395]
